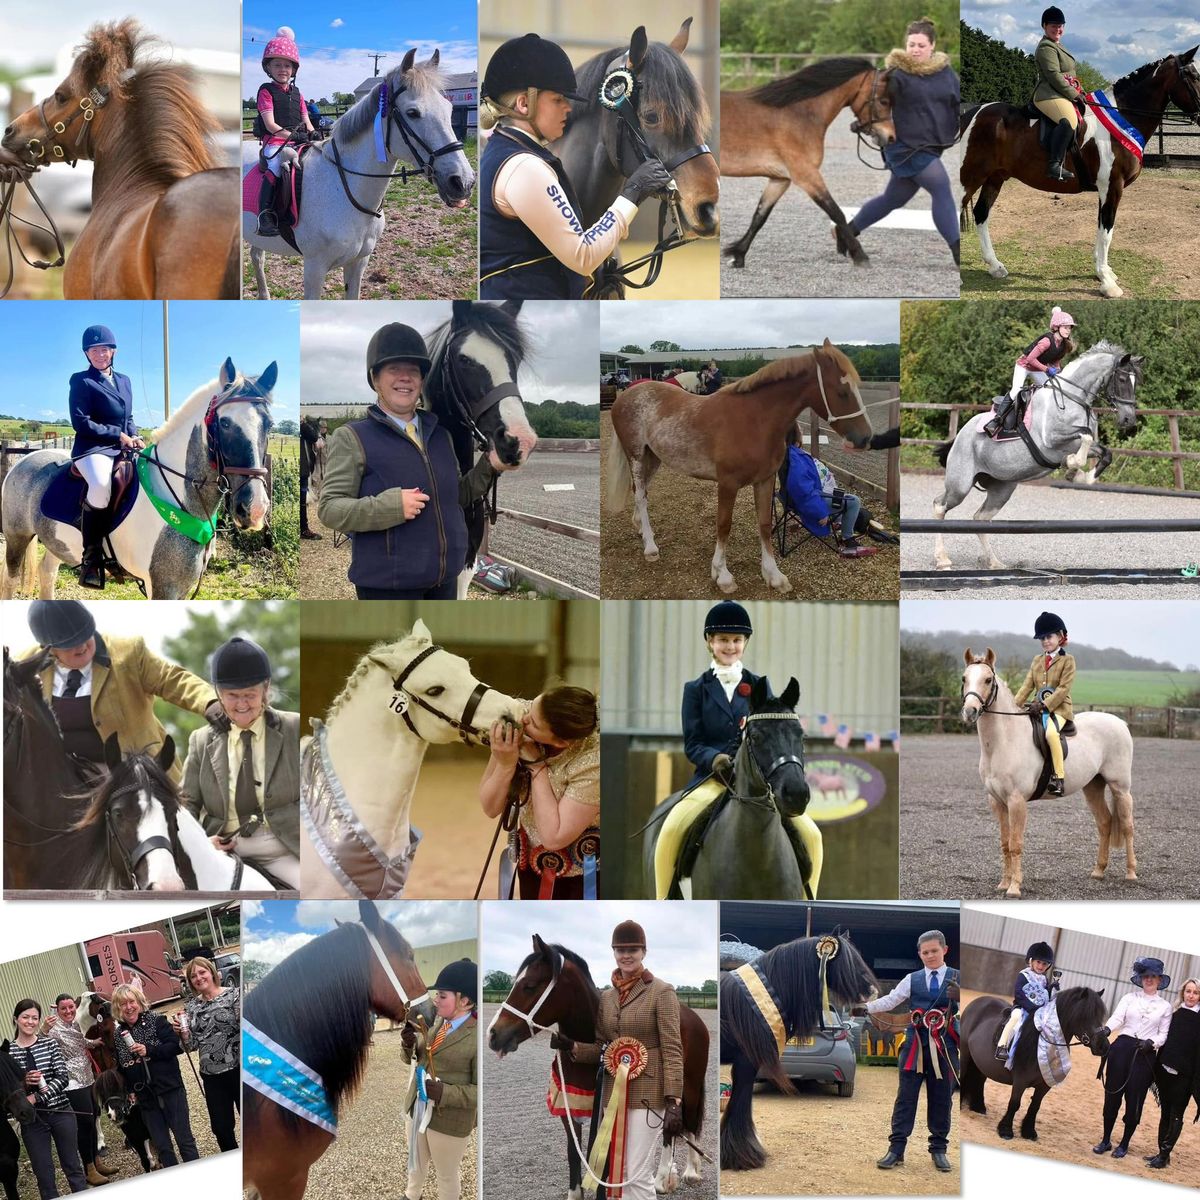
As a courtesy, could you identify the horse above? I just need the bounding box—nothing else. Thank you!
[930,340,1142,570]
[244,51,473,300]
[0,1048,36,1200]
[488,934,710,1199]
[0,19,238,299]
[421,300,540,596]
[720,931,878,1170]
[641,676,818,900]
[961,648,1136,899]
[960,48,1200,298]
[604,343,876,594]
[243,900,433,1200]
[1,357,275,599]
[300,618,521,899]
[553,21,719,298]
[94,1067,157,1173]
[720,58,895,269]
[959,987,1109,1141]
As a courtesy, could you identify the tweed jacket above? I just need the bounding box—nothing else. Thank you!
[401,1014,478,1138]
[1033,37,1079,104]
[1013,649,1076,720]
[19,634,215,784]
[575,974,684,1109]
[181,708,301,855]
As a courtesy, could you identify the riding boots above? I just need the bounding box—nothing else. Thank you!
[1046,120,1076,181]
[79,502,107,590]
[876,1150,904,1169]
[984,396,1016,438]
[86,1163,111,1186]
[257,174,280,236]
[1146,1112,1185,1168]
[94,1159,119,1177]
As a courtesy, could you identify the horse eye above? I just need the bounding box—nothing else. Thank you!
[642,111,661,127]
[406,108,420,119]
[54,91,67,103]
[425,685,444,697]
[220,416,231,426]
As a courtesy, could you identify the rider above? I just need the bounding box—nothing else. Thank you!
[478,33,672,299]
[995,941,1060,1061]
[254,27,316,237]
[1013,610,1076,797]
[984,307,1076,438]
[1147,976,1200,1170]
[834,17,961,267]
[1033,7,1084,181]
[69,324,144,589]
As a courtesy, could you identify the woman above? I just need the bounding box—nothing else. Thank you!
[984,307,1076,438]
[181,636,300,889]
[478,33,671,298]
[173,958,240,1152]
[482,686,600,899]
[559,921,684,1200]
[1093,956,1173,1158]
[44,994,117,1186]
[1033,6,1083,180]
[68,325,144,589]
[112,984,199,1166]
[783,438,879,558]
[834,18,960,266]
[399,959,478,1200]
[318,323,513,599]
[7,999,87,1198]
[1147,977,1200,1169]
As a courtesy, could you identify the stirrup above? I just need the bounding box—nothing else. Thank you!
[79,553,106,590]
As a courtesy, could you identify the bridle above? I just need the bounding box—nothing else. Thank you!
[849,68,892,145]
[848,67,964,172]
[103,763,180,891]
[356,921,427,1014]
[368,644,495,747]
[722,710,807,816]
[26,84,114,168]
[1041,354,1141,421]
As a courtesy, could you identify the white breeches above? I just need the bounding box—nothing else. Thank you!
[404,1118,470,1200]
[1010,365,1048,401]
[75,452,115,508]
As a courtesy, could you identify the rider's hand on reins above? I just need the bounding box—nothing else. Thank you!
[621,159,673,206]
[400,488,428,520]
[210,835,236,854]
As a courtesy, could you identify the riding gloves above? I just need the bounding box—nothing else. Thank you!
[620,160,673,206]
[205,700,232,732]
[549,1034,576,1058]
[662,1099,684,1140]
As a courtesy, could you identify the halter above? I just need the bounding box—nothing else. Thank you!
[367,644,494,746]
[104,764,178,891]
[358,922,425,1010]
[496,965,561,1038]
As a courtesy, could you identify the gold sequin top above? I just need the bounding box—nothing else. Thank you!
[518,729,600,873]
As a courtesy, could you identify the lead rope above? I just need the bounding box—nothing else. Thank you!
[0,173,66,298]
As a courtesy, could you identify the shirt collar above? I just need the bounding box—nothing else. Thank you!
[232,713,267,741]
[446,1011,472,1033]
[54,660,92,687]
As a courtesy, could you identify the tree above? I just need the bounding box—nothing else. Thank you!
[332,91,355,109]
[619,344,645,354]
[650,340,682,352]
[483,970,513,992]
[702,979,718,993]
[275,419,298,436]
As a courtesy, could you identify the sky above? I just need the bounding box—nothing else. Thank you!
[483,901,719,990]
[900,599,1200,668]
[599,300,900,352]
[962,0,1200,82]
[300,301,599,409]
[0,301,299,426]
[243,1,477,104]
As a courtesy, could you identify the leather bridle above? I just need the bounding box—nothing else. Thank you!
[744,711,807,789]
[369,644,495,747]
[203,389,272,492]
[25,85,112,168]
[104,763,179,891]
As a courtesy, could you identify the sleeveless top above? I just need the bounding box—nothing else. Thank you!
[258,82,304,133]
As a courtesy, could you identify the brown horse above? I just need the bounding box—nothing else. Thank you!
[960,47,1200,298]
[604,342,876,594]
[720,59,894,269]
[1,19,238,298]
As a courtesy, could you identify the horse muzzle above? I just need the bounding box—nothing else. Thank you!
[486,1021,526,1057]
[961,705,980,727]
[435,163,476,209]
[495,424,537,468]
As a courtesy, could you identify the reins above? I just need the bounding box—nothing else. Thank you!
[0,172,66,299]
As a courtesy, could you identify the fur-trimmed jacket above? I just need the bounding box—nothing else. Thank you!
[883,49,960,154]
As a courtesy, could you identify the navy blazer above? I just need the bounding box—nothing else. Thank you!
[681,668,764,788]
[69,366,137,459]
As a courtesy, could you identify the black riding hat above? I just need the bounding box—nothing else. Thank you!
[483,34,585,103]
[1026,941,1055,964]
[1033,611,1067,639]
[1041,6,1066,25]
[211,637,272,689]
[366,324,431,391]
[28,600,96,649]
[704,601,753,638]
[432,958,477,1003]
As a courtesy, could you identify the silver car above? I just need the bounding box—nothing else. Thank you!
[758,1009,860,1097]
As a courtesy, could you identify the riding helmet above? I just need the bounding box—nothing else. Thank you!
[81,325,117,352]
[433,958,478,1003]
[482,34,585,102]
[611,920,647,949]
[1033,611,1067,639]
[1040,6,1066,25]
[28,600,96,649]
[262,27,301,74]
[1026,941,1055,964]
[210,636,271,689]
[366,323,432,390]
[1131,957,1170,987]
[704,601,753,639]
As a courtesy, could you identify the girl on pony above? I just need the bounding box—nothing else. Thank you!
[985,307,1076,438]
[255,28,315,237]
[1013,611,1076,797]
[994,941,1059,1061]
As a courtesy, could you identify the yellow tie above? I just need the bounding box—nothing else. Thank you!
[404,421,422,450]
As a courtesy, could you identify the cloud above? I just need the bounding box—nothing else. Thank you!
[241,900,264,923]
[292,899,477,949]
[243,931,317,966]
[331,18,344,28]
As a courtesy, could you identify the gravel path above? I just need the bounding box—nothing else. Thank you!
[481,1004,719,1200]
[720,112,961,299]
[901,474,1200,599]
[899,734,1200,900]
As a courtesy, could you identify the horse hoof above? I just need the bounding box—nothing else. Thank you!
[1126,871,1138,881]
[934,559,953,571]
[996,882,1009,892]
[1005,886,1022,899]
[998,1128,1014,1141]
[1021,1129,1038,1142]
[717,579,737,594]
[1091,867,1105,879]
[644,551,659,562]
[768,576,792,593]
[988,264,1009,279]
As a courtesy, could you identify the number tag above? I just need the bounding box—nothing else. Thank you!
[389,692,409,715]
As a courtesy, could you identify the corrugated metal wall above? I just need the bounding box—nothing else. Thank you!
[0,945,90,1013]
[415,939,479,986]
[601,601,899,734]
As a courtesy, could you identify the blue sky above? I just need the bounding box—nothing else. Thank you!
[0,301,299,426]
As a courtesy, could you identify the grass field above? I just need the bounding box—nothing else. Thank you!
[1072,669,1200,706]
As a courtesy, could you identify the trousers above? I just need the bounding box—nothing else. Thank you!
[74,451,116,508]
[888,1068,953,1154]
[404,1116,470,1200]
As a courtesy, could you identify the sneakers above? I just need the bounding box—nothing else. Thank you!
[838,541,879,558]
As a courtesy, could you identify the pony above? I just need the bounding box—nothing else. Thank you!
[605,343,876,593]
[0,1048,35,1200]
[0,19,238,298]
[300,619,521,899]
[244,51,473,300]
[720,932,878,1169]
[488,934,710,1198]
[1,358,275,599]
[553,21,719,298]
[959,987,1109,1141]
[930,341,1142,570]
[961,648,1136,899]
[243,900,433,1200]
[642,676,818,900]
[960,48,1200,298]
[94,1067,157,1173]
[720,58,895,269]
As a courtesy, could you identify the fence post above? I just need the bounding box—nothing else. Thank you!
[1167,707,1176,739]
[937,696,945,734]
[948,407,961,440]
[1168,414,1184,491]
[886,391,899,511]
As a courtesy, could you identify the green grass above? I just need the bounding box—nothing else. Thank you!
[1072,670,1200,707]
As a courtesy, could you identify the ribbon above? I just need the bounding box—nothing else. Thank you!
[815,936,839,1026]
[135,451,219,545]
[373,83,389,162]
[546,1056,593,1119]
[1086,90,1145,161]
[588,1038,647,1200]
[583,853,598,900]
[732,962,786,1055]
[243,1020,336,1136]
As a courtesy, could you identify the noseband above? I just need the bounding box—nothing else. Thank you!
[369,644,494,746]
[744,711,807,785]
[25,86,112,167]
[960,673,999,714]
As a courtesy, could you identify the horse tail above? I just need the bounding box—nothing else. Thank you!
[935,440,954,467]
[604,431,633,514]
[959,189,975,230]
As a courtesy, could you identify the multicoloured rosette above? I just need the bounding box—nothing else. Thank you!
[815,934,840,1021]
[587,1037,649,1200]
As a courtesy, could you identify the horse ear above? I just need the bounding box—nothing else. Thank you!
[823,337,834,349]
[220,358,236,389]
[410,618,432,646]
[780,677,800,709]
[257,362,278,395]
[359,899,380,929]
[452,300,472,328]
[104,734,122,770]
[627,27,649,71]
[749,674,769,708]
[1180,46,1197,65]
[985,647,996,666]
[669,18,693,54]
[1097,987,1105,996]
[532,933,547,955]
[156,736,175,774]
[500,300,523,317]
[962,647,974,666]
[400,48,417,75]
[428,48,441,68]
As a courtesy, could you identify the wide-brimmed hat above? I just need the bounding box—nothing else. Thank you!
[611,920,647,949]
[1131,957,1170,988]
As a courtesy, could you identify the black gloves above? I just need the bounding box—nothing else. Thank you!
[662,1099,684,1141]
[400,1025,416,1050]
[620,160,673,206]
[711,753,734,783]
[1026,699,1045,716]
[1140,1038,1156,1054]
[204,700,231,732]
[550,1034,575,1058]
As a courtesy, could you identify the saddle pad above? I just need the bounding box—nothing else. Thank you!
[546,1056,593,1120]
[40,461,140,530]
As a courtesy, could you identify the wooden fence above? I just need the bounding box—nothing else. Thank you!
[901,696,1200,738]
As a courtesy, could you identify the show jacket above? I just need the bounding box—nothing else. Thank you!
[69,366,138,459]
[682,668,764,787]
[575,974,684,1110]
[1033,36,1079,104]
[401,1014,478,1139]
[181,708,301,856]
[1013,649,1076,720]
[18,634,215,784]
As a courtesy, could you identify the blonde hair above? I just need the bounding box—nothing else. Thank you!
[185,957,219,990]
[1176,977,1200,1011]
[480,88,539,133]
[111,984,145,1014]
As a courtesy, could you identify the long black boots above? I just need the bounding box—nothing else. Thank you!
[257,173,279,236]
[984,397,1017,438]
[1047,119,1076,181]
[79,503,107,590]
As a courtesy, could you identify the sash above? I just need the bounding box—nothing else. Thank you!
[1033,999,1072,1087]
[732,961,787,1055]
[243,1020,336,1136]
[1087,90,1145,161]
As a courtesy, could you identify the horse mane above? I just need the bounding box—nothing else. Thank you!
[333,58,450,145]
[1055,985,1106,1035]
[430,302,530,371]
[518,942,597,989]
[1113,54,1182,99]
[147,372,273,444]
[327,636,410,720]
[733,346,860,395]
[759,933,870,1036]
[748,57,875,109]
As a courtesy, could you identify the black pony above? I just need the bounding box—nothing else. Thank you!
[0,1046,36,1200]
[720,932,877,1169]
[95,1067,156,1173]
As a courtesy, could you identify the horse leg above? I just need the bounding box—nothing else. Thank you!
[250,246,269,300]
[1111,785,1137,880]
[710,482,738,593]
[301,257,329,301]
[1094,176,1125,299]
[38,546,61,599]
[723,178,789,269]
[1064,433,1093,475]
[971,480,1019,570]
[932,472,972,571]
[562,1115,583,1200]
[1020,1086,1048,1140]
[630,451,660,562]
[989,795,1013,894]
[753,477,790,593]
[960,1047,987,1114]
[653,1139,678,1194]
[682,1140,703,1185]
[343,255,368,301]
[799,175,868,266]
[720,1053,768,1171]
[1082,775,1112,880]
[973,176,1009,279]
[1004,792,1028,898]
[997,1085,1024,1140]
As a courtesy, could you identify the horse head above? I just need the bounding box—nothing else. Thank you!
[849,67,896,148]
[356,899,431,1024]
[743,675,809,817]
[1106,350,1144,434]
[1056,985,1109,1058]
[1168,47,1200,121]
[487,934,592,1056]
[822,929,880,1008]
[960,647,998,727]
[814,339,874,449]
[209,357,276,530]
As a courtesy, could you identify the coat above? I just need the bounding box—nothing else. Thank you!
[18,634,215,784]
[69,367,138,459]
[181,708,301,856]
[575,974,684,1110]
[1013,649,1076,720]
[682,668,764,787]
[401,1014,478,1138]
[1033,36,1079,104]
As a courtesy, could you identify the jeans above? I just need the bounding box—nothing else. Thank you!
[21,1109,87,1198]
[140,1087,199,1166]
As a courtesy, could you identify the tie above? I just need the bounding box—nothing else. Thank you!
[930,971,939,994]
[404,421,422,450]
[234,730,259,825]
[429,1023,449,1054]
[63,669,83,698]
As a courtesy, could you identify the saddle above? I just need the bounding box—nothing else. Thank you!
[1022,101,1095,189]
[1027,709,1077,800]
[41,456,139,535]
[244,144,315,252]
[987,385,1036,441]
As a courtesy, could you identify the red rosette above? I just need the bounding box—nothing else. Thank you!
[924,1009,946,1034]
[736,682,752,696]
[603,1036,648,1079]
[910,1008,927,1028]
